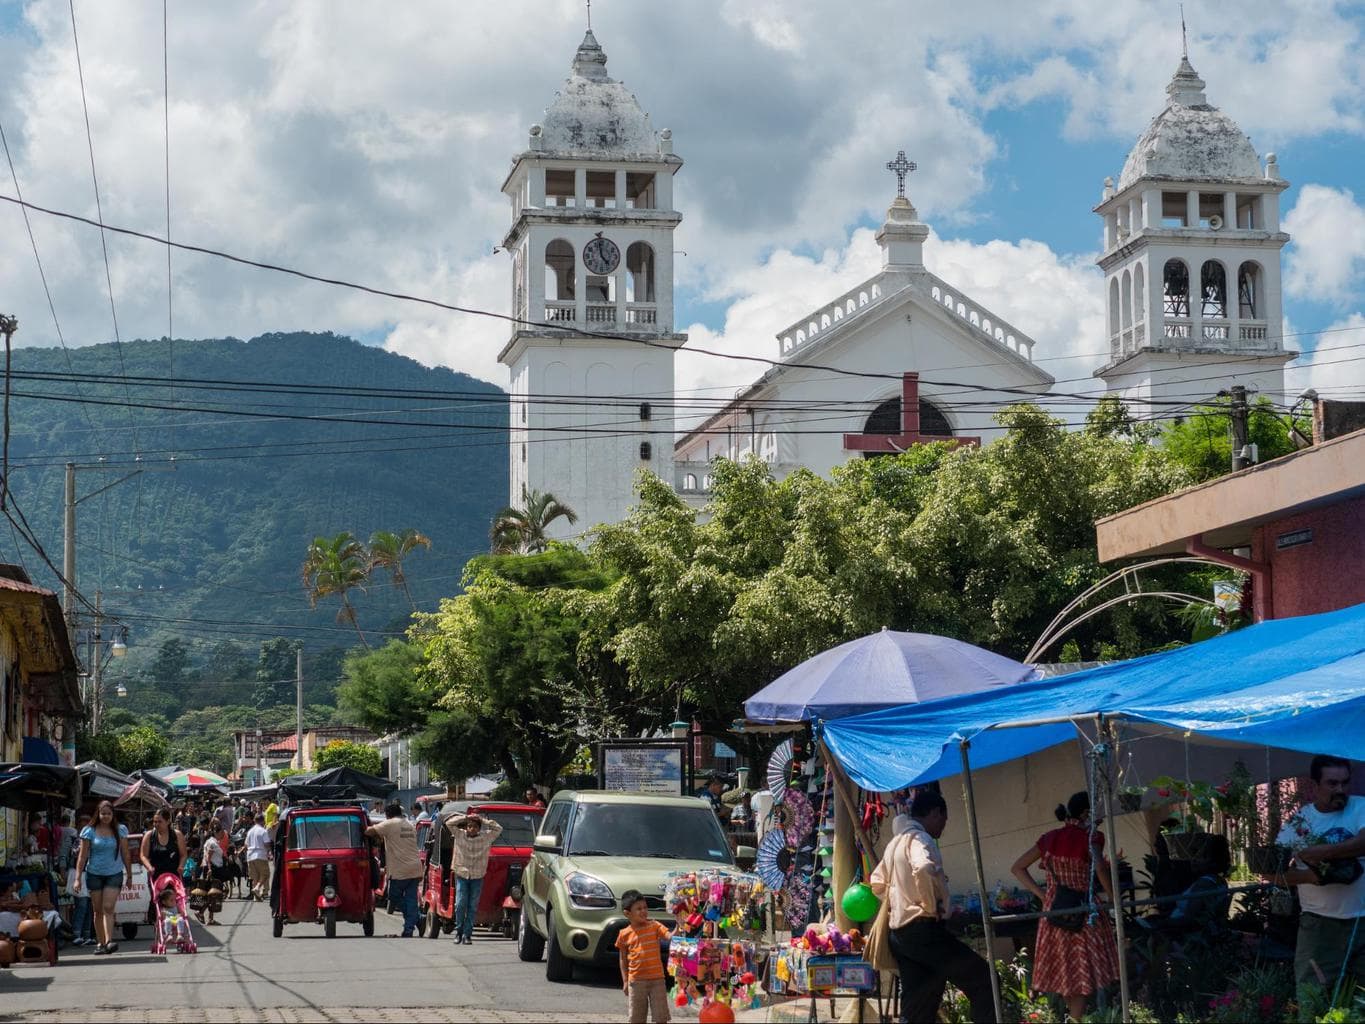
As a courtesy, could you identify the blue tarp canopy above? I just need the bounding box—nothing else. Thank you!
[744,628,1037,724]
[820,602,1365,792]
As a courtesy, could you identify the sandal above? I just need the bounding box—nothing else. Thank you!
[93,944,110,955]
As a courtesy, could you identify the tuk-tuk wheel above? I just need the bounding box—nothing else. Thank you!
[416,912,427,937]
[426,908,441,940]
[363,911,374,937]
[272,916,283,938]
[323,907,337,939]
[120,923,138,941]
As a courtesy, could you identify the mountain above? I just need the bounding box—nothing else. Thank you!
[1,331,509,668]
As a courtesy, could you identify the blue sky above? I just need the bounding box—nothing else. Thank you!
[1,1,1362,404]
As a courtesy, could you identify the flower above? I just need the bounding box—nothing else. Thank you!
[1156,787,1171,798]
[1258,994,1277,1016]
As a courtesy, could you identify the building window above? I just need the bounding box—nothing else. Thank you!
[684,473,697,490]
[1121,270,1132,329]
[1109,278,1121,337]
[1134,264,1146,322]
[859,396,952,458]
[1161,192,1188,227]
[639,402,651,421]
[545,239,575,301]
[1201,260,1228,319]
[1238,261,1261,319]
[1163,259,1190,317]
[586,170,616,208]
[545,169,575,207]
[625,172,656,209]
[639,441,652,461]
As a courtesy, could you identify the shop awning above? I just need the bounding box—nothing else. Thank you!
[744,628,1037,724]
[819,601,1365,792]
[75,759,135,800]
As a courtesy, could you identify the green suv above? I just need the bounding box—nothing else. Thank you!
[516,790,752,981]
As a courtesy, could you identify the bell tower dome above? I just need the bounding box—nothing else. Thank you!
[1094,51,1292,415]
[498,29,685,537]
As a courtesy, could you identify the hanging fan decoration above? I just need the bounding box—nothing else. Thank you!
[753,829,790,890]
[767,739,794,801]
[772,787,815,848]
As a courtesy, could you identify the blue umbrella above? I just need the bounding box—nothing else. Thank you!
[744,627,1038,724]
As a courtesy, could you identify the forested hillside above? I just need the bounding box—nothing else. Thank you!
[1,331,507,739]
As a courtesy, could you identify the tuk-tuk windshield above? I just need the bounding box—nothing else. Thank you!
[289,814,365,850]
[480,810,541,846]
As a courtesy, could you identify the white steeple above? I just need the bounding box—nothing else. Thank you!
[496,29,686,540]
[1094,47,1292,417]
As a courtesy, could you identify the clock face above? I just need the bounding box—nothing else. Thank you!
[582,236,621,275]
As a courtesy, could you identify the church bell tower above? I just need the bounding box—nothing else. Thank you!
[1095,52,1292,414]
[498,30,685,538]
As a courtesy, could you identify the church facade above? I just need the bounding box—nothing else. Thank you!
[498,31,1292,536]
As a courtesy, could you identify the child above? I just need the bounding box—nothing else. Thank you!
[615,889,673,1024]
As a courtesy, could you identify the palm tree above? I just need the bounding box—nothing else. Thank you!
[301,532,371,648]
[489,488,578,554]
[367,528,432,610]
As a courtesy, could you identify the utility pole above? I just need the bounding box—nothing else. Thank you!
[64,463,77,635]
[91,589,103,734]
[1229,385,1251,471]
[295,647,304,775]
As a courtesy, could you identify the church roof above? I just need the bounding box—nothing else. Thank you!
[537,30,659,158]
[1117,56,1262,191]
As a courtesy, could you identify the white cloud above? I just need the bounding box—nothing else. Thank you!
[1286,313,1365,401]
[1284,185,1365,306]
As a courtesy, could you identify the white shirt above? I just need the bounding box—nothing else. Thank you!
[245,824,271,862]
[204,835,226,868]
[1278,795,1365,919]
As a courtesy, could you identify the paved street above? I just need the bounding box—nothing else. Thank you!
[1,893,633,1022]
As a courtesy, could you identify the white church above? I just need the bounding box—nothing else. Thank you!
[498,30,1291,536]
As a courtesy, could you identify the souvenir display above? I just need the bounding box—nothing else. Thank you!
[769,923,874,996]
[665,868,766,937]
[667,936,764,1012]
[767,739,794,801]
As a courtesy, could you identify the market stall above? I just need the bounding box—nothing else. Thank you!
[817,599,1365,1021]
[0,763,80,965]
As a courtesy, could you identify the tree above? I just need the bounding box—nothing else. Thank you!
[84,724,170,775]
[302,532,371,647]
[146,638,196,686]
[203,641,254,683]
[367,529,432,610]
[490,488,578,554]
[338,640,433,737]
[312,739,382,776]
[1161,396,1301,482]
[255,638,303,710]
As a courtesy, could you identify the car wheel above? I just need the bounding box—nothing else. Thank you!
[272,915,284,938]
[120,923,138,941]
[323,907,337,939]
[516,901,544,962]
[544,908,573,983]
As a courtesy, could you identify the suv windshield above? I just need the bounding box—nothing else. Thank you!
[566,802,731,862]
[481,810,542,846]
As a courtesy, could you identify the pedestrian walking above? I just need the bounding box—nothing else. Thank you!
[243,812,273,901]
[68,812,95,946]
[139,808,188,884]
[72,800,133,955]
[367,802,423,937]
[868,790,996,1024]
[443,811,503,944]
[616,889,672,1023]
[1010,791,1119,1021]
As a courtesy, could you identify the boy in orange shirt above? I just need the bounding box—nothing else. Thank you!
[615,889,673,1023]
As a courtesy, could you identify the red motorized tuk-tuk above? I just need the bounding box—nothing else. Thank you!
[420,802,542,939]
[270,805,377,938]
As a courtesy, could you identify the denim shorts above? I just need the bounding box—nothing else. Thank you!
[85,871,124,892]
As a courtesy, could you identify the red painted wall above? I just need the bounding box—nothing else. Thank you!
[1251,494,1365,619]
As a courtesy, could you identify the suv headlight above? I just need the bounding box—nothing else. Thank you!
[565,871,615,909]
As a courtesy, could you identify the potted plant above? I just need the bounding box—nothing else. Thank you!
[1151,775,1218,860]
[1117,785,1144,815]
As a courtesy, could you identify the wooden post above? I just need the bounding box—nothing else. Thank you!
[1098,716,1132,1022]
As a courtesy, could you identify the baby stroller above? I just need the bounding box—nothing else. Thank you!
[151,874,198,954]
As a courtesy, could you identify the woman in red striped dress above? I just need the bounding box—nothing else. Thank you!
[1010,792,1120,1021]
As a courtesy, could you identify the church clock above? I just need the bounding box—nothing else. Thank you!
[582,234,621,275]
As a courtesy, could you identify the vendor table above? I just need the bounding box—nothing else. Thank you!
[768,950,883,1023]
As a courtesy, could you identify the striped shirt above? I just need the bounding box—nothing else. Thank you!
[615,920,671,981]
[443,816,503,879]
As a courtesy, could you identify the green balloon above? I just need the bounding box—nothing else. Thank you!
[840,882,880,922]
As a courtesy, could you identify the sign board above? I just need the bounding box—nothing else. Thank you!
[599,742,687,795]
[713,742,737,759]
[1276,528,1313,550]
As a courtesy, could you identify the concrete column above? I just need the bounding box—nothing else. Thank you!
[1223,192,1237,230]
[1142,189,1159,228]
[528,166,545,206]
[1261,193,1280,233]
[1104,212,1117,250]
[1129,197,1141,236]
[574,167,586,208]
[1186,190,1200,227]
[656,170,673,212]
[614,169,626,209]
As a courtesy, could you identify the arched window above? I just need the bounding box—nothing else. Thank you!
[626,242,655,303]
[1201,260,1228,319]
[858,396,952,458]
[1109,278,1121,336]
[1121,269,1133,329]
[1134,264,1146,322]
[545,239,574,301]
[1163,259,1190,317]
[684,473,697,490]
[1238,261,1261,319]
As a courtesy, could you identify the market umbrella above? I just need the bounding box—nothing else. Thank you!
[0,762,81,812]
[162,767,231,790]
[743,627,1039,724]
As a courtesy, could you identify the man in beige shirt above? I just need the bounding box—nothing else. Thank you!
[367,802,423,937]
[870,791,995,1024]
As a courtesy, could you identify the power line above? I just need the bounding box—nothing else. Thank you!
[67,0,140,454]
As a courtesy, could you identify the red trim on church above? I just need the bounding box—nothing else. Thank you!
[841,372,980,453]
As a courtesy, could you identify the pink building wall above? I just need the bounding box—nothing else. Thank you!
[1250,494,1365,620]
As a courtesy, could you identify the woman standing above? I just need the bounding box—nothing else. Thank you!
[73,800,133,954]
[1010,791,1120,1021]
[139,808,187,884]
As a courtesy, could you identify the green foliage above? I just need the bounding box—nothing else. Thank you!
[302,532,371,647]
[1162,396,1302,482]
[312,739,382,776]
[147,638,196,685]
[338,640,432,736]
[84,724,170,774]
[490,488,578,554]
[255,638,303,710]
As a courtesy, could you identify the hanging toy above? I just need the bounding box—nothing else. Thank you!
[840,882,881,923]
